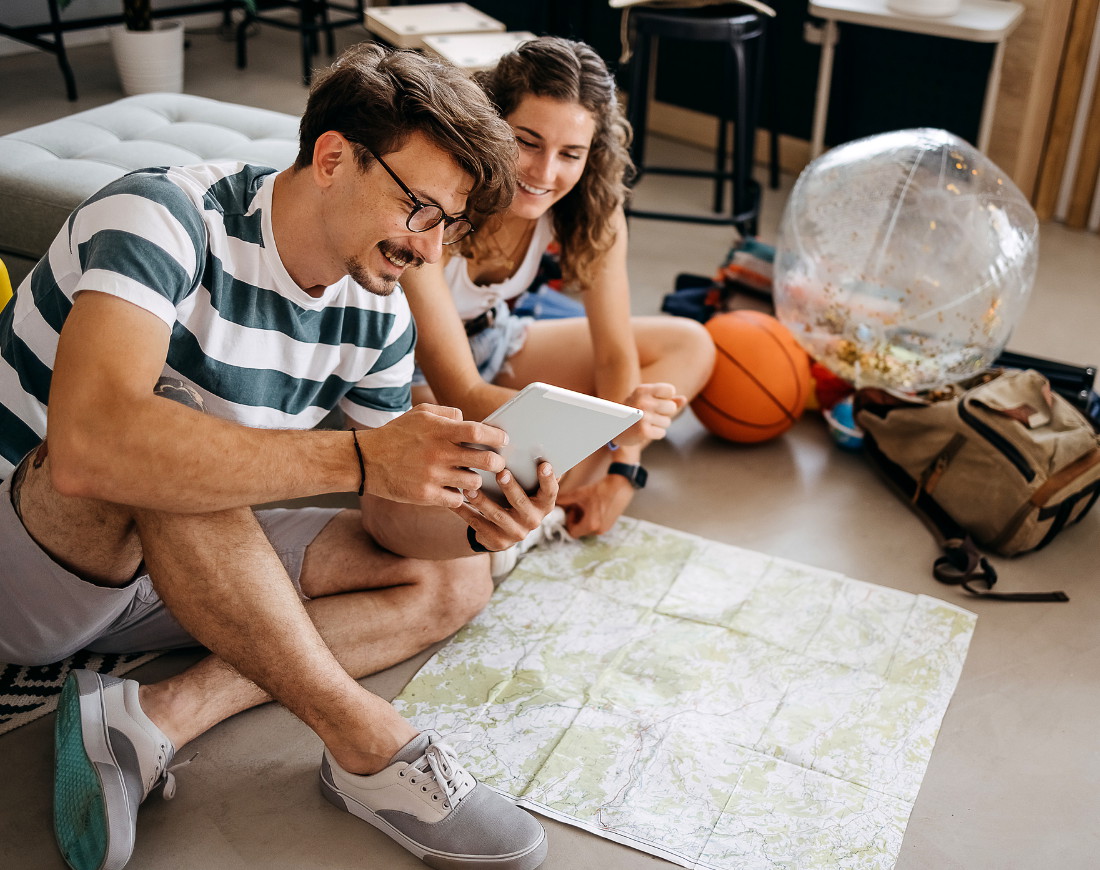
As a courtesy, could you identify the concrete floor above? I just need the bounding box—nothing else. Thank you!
[2,15,1099,870]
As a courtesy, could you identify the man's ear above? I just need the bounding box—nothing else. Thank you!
[312,131,353,188]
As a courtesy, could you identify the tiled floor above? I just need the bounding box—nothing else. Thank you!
[2,16,1099,870]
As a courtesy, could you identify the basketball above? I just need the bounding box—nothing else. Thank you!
[691,311,812,443]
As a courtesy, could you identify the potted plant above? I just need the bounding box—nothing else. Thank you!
[118,0,155,31]
[58,0,248,95]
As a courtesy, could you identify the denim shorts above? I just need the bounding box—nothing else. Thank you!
[412,303,531,387]
[0,470,340,665]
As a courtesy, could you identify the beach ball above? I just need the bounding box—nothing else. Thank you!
[773,128,1038,393]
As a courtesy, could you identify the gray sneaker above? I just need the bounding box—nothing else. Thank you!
[53,670,177,870]
[320,731,548,869]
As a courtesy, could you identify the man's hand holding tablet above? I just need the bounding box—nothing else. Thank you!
[473,382,645,496]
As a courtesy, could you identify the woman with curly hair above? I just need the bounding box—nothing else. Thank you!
[404,36,715,538]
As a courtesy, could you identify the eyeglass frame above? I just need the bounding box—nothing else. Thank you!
[342,134,475,245]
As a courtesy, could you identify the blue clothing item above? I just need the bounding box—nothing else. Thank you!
[412,302,532,387]
[511,285,586,320]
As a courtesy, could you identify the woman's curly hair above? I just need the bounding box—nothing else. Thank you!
[465,37,634,290]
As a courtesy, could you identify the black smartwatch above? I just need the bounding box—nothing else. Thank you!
[608,462,648,490]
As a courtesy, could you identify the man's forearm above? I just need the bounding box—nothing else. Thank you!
[48,394,359,514]
[47,291,362,514]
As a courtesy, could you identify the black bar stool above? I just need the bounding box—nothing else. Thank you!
[237,0,366,86]
[625,3,768,233]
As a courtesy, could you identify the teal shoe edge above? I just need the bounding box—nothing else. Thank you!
[53,673,109,870]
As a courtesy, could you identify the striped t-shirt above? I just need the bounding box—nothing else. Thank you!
[0,162,416,478]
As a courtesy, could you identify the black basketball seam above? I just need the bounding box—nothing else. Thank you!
[741,315,806,416]
[710,318,801,425]
[696,393,783,429]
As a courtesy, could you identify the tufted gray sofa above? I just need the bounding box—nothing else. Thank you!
[0,93,301,287]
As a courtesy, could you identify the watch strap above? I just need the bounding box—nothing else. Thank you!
[608,462,647,490]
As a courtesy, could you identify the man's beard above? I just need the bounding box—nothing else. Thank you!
[347,241,422,296]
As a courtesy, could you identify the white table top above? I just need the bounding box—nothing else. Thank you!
[423,32,537,71]
[364,3,505,50]
[808,0,1024,42]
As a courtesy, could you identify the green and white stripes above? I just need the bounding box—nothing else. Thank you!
[0,162,415,477]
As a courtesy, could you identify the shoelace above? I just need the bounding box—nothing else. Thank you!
[154,753,196,801]
[539,506,570,546]
[404,741,475,810]
[518,507,571,557]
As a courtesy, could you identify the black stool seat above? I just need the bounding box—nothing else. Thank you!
[625,3,768,232]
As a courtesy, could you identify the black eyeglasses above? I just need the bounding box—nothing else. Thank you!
[344,136,475,245]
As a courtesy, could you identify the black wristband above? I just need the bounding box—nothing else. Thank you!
[608,462,648,490]
[351,430,365,497]
[467,526,491,554]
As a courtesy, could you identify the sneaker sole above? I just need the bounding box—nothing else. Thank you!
[53,671,135,870]
[319,767,547,870]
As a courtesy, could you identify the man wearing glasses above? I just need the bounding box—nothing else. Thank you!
[0,44,552,870]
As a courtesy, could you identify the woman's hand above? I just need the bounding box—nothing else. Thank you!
[613,383,687,449]
[557,473,636,538]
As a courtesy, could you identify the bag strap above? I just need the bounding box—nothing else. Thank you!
[860,426,1070,603]
[934,537,1069,602]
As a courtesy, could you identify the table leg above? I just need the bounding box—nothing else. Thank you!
[977,38,1006,154]
[810,19,838,159]
[47,0,77,101]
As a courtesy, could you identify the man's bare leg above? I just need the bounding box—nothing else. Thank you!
[21,447,547,870]
[139,510,493,771]
[16,449,490,774]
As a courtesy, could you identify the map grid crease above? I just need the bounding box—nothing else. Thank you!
[394,517,976,870]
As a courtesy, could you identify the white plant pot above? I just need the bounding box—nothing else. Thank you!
[110,20,185,95]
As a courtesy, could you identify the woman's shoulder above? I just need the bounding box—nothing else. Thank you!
[533,212,556,246]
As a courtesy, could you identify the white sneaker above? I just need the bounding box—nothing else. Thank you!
[53,670,178,870]
[490,506,570,581]
[320,731,547,869]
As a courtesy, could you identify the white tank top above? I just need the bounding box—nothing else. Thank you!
[443,214,555,322]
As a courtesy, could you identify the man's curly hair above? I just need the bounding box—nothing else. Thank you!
[297,43,517,217]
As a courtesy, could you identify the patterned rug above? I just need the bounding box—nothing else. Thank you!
[0,651,162,737]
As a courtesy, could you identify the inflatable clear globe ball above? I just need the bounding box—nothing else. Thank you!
[774,129,1038,393]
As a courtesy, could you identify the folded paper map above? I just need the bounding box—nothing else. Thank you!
[394,517,975,870]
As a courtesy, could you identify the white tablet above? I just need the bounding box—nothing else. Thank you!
[475,382,643,494]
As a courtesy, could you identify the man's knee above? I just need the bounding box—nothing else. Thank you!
[422,557,493,640]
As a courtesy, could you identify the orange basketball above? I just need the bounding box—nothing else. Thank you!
[692,311,812,443]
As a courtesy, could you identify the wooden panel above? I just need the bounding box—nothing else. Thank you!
[1065,62,1100,225]
[1033,0,1099,219]
[989,0,1075,199]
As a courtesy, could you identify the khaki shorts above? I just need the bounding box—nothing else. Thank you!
[0,472,341,666]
